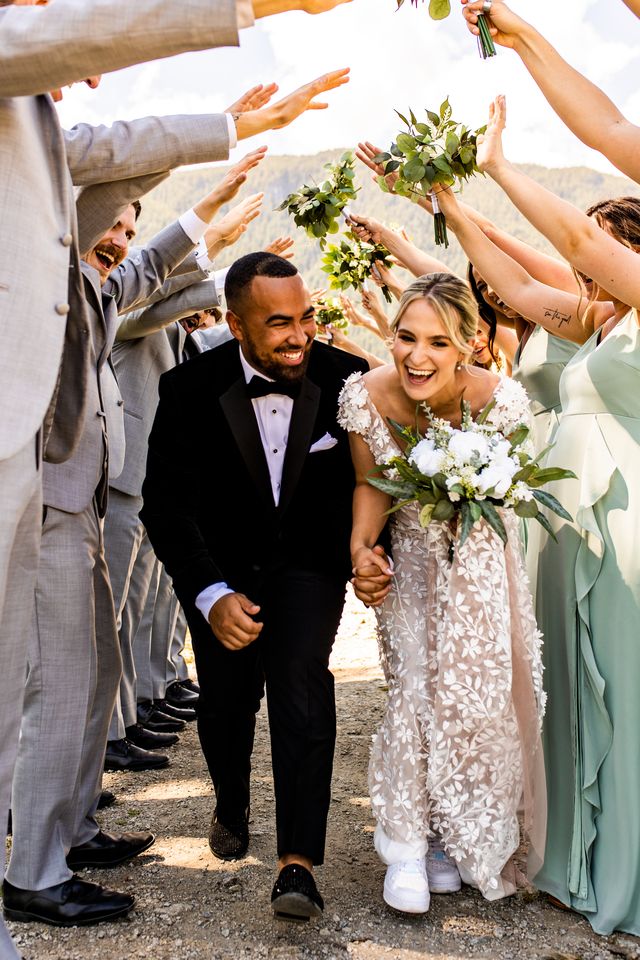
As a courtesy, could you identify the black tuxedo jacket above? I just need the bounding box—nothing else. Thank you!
[141,338,368,610]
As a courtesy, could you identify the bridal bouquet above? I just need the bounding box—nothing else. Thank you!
[321,232,395,302]
[395,0,496,59]
[374,99,486,248]
[315,296,349,330]
[277,151,358,246]
[368,381,575,548]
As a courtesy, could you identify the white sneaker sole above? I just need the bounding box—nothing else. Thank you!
[427,876,462,894]
[383,883,430,914]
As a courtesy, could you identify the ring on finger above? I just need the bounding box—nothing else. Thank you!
[482,0,492,12]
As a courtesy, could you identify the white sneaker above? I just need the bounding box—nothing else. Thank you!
[426,837,461,894]
[383,858,430,913]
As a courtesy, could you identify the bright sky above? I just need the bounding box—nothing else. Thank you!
[56,0,640,176]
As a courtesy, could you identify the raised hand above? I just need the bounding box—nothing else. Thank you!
[204,193,264,259]
[460,0,522,49]
[475,95,508,175]
[356,141,400,193]
[265,236,295,259]
[236,69,350,139]
[347,211,383,245]
[213,148,268,206]
[226,83,279,114]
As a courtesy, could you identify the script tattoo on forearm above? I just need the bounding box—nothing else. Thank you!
[544,307,571,327]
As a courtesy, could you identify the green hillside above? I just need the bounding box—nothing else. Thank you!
[134,149,640,358]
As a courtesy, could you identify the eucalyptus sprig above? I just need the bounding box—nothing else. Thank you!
[395,0,496,59]
[277,151,359,247]
[320,232,395,303]
[315,296,349,330]
[374,98,486,248]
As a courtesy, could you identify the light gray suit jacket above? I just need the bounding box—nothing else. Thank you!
[111,280,223,498]
[0,0,242,462]
[43,222,197,515]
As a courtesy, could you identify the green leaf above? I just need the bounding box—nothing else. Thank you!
[385,159,401,173]
[415,123,431,137]
[514,499,539,519]
[529,467,578,486]
[394,111,410,127]
[476,396,496,425]
[532,489,573,522]
[367,475,417,499]
[459,501,474,546]
[469,501,482,521]
[432,498,455,522]
[508,424,530,450]
[445,132,460,155]
[396,132,417,153]
[403,158,426,182]
[372,152,391,164]
[429,0,451,21]
[419,503,435,527]
[534,510,558,542]
[479,501,508,544]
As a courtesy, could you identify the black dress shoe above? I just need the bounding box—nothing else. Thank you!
[136,700,186,733]
[2,876,134,927]
[126,722,179,750]
[152,698,196,722]
[271,864,324,922]
[208,809,249,861]
[104,738,169,772]
[97,790,116,810]
[67,829,155,869]
[177,678,200,695]
[165,680,199,708]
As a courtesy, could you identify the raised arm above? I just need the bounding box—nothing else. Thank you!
[116,279,219,341]
[348,213,454,278]
[476,96,640,313]
[461,0,640,183]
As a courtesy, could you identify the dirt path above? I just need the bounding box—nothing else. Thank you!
[8,591,640,960]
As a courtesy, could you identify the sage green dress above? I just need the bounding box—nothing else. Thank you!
[534,309,640,936]
[512,325,578,598]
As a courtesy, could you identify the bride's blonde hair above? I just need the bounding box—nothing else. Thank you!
[391,273,479,361]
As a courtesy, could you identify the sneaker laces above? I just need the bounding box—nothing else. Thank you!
[428,837,457,869]
[390,858,428,890]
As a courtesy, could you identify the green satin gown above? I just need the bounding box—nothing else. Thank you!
[534,309,640,936]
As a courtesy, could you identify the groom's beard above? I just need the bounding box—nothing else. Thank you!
[241,332,313,382]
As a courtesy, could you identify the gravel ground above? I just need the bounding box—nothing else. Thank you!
[6,589,640,960]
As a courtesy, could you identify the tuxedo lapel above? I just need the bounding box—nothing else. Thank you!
[219,377,275,511]
[278,377,321,517]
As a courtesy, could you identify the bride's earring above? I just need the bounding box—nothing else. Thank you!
[455,359,463,370]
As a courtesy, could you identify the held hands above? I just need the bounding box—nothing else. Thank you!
[460,0,524,50]
[208,593,263,651]
[235,69,350,140]
[351,545,394,607]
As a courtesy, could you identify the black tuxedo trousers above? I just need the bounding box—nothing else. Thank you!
[189,568,345,864]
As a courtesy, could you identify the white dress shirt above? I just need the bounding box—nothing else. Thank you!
[195,347,295,622]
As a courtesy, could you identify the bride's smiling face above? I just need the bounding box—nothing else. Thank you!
[392,299,463,402]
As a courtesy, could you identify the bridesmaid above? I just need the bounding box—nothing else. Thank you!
[446,94,640,937]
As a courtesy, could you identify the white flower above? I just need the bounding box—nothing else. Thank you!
[410,438,446,477]
[448,429,489,465]
[476,462,515,499]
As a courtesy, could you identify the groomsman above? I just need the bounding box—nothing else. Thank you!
[142,253,366,920]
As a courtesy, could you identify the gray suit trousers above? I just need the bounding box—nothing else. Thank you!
[169,602,190,685]
[7,499,121,891]
[0,438,41,958]
[134,563,179,701]
[104,489,157,738]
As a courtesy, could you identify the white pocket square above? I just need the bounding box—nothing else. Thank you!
[309,432,338,453]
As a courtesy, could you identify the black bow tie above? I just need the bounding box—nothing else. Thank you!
[246,376,301,400]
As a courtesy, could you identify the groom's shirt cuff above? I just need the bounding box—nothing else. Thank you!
[196,582,234,622]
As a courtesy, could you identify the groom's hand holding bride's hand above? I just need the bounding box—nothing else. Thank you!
[351,545,393,607]
[209,593,263,651]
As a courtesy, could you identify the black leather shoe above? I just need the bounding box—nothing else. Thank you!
[67,829,155,869]
[165,680,199,708]
[208,809,249,861]
[271,864,324,921]
[152,698,196,722]
[97,790,116,810]
[104,738,169,772]
[177,678,200,695]
[126,723,179,750]
[2,876,134,927]
[136,700,186,733]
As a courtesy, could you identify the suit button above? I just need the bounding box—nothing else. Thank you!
[116,399,124,406]
[55,302,70,316]
[61,233,73,247]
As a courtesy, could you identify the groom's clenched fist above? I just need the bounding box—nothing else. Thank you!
[209,593,263,650]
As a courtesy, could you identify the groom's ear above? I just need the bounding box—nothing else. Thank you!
[226,309,244,342]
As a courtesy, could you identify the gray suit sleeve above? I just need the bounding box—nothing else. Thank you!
[116,279,220,341]
[129,265,212,311]
[65,114,231,186]
[104,221,196,317]
[0,0,241,98]
[75,171,170,257]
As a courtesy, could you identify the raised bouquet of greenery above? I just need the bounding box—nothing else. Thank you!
[368,378,576,551]
[277,151,358,246]
[315,296,349,330]
[395,0,496,59]
[321,232,395,303]
[374,98,486,249]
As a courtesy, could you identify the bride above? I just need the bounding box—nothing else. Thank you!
[338,272,546,913]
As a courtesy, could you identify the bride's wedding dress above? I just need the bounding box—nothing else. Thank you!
[338,372,546,899]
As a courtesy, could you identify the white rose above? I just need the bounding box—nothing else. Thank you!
[476,464,513,499]
[410,439,446,477]
[449,429,490,465]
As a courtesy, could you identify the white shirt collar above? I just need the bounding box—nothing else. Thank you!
[238,345,274,385]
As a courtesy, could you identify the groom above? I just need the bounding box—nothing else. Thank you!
[141,252,367,919]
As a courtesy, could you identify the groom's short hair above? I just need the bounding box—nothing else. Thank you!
[225,252,298,314]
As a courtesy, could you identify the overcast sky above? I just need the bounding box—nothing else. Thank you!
[56,0,640,177]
